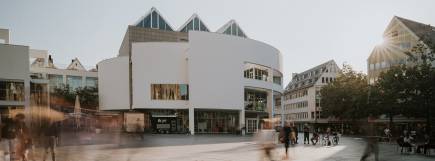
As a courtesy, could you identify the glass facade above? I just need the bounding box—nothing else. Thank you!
[222,22,246,38]
[244,89,267,112]
[0,80,25,101]
[151,84,189,100]
[66,75,82,91]
[85,77,98,88]
[194,110,239,134]
[136,10,173,31]
[48,74,63,92]
[180,17,209,32]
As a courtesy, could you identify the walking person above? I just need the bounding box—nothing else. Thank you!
[135,119,144,140]
[292,125,299,144]
[255,120,276,161]
[41,119,60,161]
[0,116,15,161]
[303,125,310,144]
[14,113,29,161]
[279,122,292,160]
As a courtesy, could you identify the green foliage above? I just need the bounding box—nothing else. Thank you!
[320,65,371,120]
[52,84,99,110]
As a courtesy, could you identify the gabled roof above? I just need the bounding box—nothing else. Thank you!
[134,7,174,31]
[67,58,86,71]
[285,60,338,92]
[178,14,210,32]
[216,20,247,38]
[394,16,435,45]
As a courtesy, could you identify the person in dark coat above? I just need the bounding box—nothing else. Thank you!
[280,122,292,159]
[303,125,310,144]
[41,119,60,161]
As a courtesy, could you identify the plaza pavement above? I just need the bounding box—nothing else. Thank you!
[29,133,435,161]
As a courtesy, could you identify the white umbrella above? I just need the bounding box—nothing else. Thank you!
[74,95,81,128]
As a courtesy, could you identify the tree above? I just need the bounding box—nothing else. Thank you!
[52,85,99,112]
[320,65,372,121]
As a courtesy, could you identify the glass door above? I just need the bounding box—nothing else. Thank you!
[246,118,258,133]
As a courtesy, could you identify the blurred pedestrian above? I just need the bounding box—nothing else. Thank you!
[41,119,60,161]
[279,121,291,160]
[256,120,276,161]
[0,116,15,161]
[303,125,309,144]
[11,113,32,161]
[135,119,144,140]
[292,125,298,144]
[360,137,379,161]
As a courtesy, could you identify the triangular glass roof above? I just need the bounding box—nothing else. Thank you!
[217,20,247,38]
[179,14,210,32]
[134,7,173,31]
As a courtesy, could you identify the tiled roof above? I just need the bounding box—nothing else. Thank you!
[285,60,336,92]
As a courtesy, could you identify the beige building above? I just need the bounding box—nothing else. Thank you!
[367,16,435,83]
[279,60,339,129]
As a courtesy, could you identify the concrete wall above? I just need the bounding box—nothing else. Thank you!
[0,44,29,80]
[131,42,189,109]
[188,31,282,110]
[98,56,129,110]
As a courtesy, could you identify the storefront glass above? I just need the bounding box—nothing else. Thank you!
[194,110,239,134]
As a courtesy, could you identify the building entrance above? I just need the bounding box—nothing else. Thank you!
[246,118,258,133]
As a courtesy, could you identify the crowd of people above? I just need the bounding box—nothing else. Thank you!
[256,120,341,161]
[0,113,60,161]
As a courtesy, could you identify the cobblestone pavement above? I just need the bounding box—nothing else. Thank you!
[26,134,435,161]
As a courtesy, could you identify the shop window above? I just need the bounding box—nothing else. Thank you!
[151,84,189,100]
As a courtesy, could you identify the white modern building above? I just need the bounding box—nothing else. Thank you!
[98,8,283,134]
[280,60,339,130]
[0,28,30,116]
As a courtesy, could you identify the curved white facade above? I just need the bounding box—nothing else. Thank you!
[98,56,129,110]
[99,31,282,134]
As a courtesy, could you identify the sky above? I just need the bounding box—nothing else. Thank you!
[1,0,435,84]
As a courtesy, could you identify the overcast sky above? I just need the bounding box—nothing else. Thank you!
[1,0,435,84]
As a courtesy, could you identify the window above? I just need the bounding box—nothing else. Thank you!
[48,74,63,92]
[273,76,281,85]
[322,77,324,83]
[0,80,25,101]
[391,31,398,37]
[151,11,158,28]
[244,89,267,111]
[85,77,98,88]
[66,76,82,91]
[151,84,189,100]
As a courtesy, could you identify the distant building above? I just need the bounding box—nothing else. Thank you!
[98,7,283,134]
[280,60,339,130]
[367,16,435,83]
[0,29,30,116]
[29,51,98,112]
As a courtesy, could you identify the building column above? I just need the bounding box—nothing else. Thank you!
[189,107,194,135]
[239,109,245,135]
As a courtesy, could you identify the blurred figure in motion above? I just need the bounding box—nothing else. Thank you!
[360,137,379,161]
[135,119,144,140]
[41,119,60,161]
[360,117,379,161]
[15,113,29,161]
[255,120,276,161]
[279,121,291,160]
[0,115,14,161]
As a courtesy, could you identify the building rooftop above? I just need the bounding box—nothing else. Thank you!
[285,60,337,92]
[394,16,435,46]
[133,7,247,38]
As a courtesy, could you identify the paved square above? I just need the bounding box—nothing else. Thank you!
[24,134,435,161]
